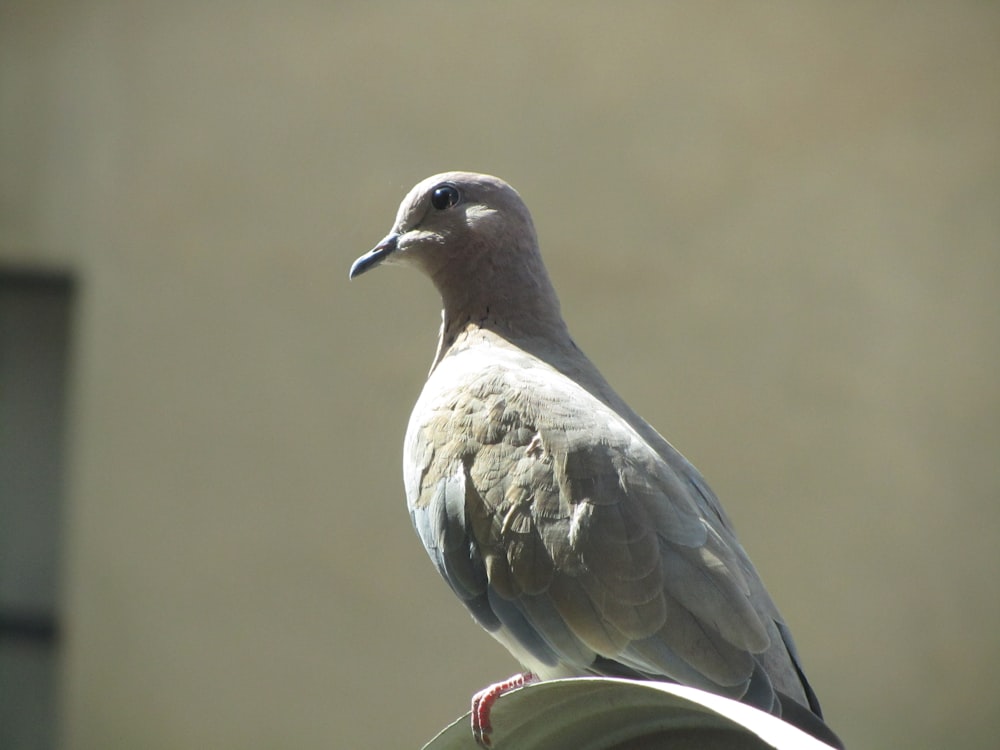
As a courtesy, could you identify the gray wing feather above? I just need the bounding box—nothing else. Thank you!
[406,361,811,711]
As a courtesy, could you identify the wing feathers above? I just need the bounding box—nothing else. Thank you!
[406,363,801,716]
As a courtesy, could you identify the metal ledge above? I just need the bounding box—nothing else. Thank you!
[422,677,839,750]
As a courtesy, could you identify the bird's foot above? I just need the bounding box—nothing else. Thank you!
[471,672,537,747]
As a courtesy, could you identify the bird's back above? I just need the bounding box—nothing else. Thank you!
[404,326,825,722]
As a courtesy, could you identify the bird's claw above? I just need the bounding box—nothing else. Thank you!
[471,672,537,747]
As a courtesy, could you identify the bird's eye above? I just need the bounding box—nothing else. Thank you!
[431,184,461,210]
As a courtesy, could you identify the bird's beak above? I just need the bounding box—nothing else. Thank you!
[349,233,398,279]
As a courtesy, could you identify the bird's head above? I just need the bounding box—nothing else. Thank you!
[350,172,541,290]
[350,171,569,352]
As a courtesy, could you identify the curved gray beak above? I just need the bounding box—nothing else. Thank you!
[349,233,398,279]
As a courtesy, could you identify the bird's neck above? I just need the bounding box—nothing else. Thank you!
[426,248,574,368]
[430,268,577,365]
[430,300,570,369]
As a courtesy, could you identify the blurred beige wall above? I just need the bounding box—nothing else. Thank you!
[2,2,998,748]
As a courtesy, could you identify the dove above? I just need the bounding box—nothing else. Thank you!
[350,172,843,748]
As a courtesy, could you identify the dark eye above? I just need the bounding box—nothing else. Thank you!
[430,183,461,210]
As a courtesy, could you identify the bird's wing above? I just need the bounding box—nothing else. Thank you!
[405,349,806,710]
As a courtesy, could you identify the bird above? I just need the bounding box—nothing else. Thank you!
[350,172,843,748]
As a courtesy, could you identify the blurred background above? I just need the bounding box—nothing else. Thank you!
[1,2,998,748]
